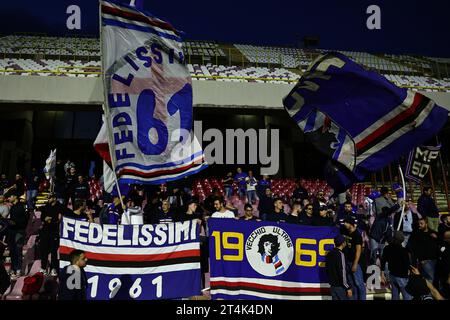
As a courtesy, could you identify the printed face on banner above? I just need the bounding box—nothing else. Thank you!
[245,226,294,277]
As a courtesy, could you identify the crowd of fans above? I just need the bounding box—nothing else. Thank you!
[0,163,449,300]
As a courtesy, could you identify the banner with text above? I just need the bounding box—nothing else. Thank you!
[208,218,339,300]
[405,145,441,183]
[59,217,201,300]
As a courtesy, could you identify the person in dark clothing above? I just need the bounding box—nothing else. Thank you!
[11,174,25,198]
[143,195,160,224]
[312,205,334,226]
[239,203,259,221]
[406,265,445,300]
[256,175,271,200]
[407,217,439,283]
[234,167,248,200]
[298,204,314,226]
[54,159,66,204]
[175,199,202,222]
[168,187,189,215]
[292,181,309,203]
[312,191,327,215]
[25,168,40,209]
[342,217,366,300]
[369,207,393,264]
[286,201,302,225]
[6,192,28,279]
[39,193,65,276]
[326,234,352,300]
[152,199,176,224]
[380,231,412,300]
[65,167,77,205]
[336,201,357,226]
[0,173,9,195]
[222,172,234,199]
[417,187,440,233]
[59,249,88,300]
[257,187,273,219]
[263,198,288,222]
[173,199,209,289]
[438,214,450,243]
[73,175,89,201]
[203,188,222,215]
[64,199,94,223]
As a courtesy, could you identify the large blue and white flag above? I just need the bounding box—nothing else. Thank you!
[59,217,202,300]
[99,0,206,185]
[283,52,448,193]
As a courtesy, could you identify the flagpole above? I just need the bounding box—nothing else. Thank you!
[396,164,407,231]
[99,0,125,210]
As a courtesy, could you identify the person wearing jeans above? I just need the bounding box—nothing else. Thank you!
[381,231,412,300]
[222,172,233,199]
[420,259,437,283]
[346,263,366,300]
[407,218,439,283]
[25,168,40,209]
[245,171,258,205]
[389,275,412,300]
[343,217,366,300]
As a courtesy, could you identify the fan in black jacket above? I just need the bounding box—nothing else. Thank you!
[59,249,88,300]
[326,235,352,300]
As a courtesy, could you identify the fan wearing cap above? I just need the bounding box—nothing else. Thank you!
[312,204,334,226]
[342,217,366,300]
[39,192,67,276]
[325,235,352,300]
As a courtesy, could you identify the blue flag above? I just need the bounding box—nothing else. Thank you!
[283,52,448,193]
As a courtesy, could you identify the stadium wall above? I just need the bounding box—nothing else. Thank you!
[1,75,450,111]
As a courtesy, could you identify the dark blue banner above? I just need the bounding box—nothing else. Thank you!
[208,218,339,300]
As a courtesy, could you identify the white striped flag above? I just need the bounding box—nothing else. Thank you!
[59,217,202,300]
[97,0,207,186]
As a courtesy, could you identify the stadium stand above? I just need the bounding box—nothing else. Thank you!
[1,35,450,91]
[184,41,226,58]
[234,43,315,68]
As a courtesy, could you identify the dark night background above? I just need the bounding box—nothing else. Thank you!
[0,0,449,57]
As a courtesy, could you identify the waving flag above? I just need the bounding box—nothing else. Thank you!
[283,52,448,193]
[43,149,57,180]
[99,0,206,185]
